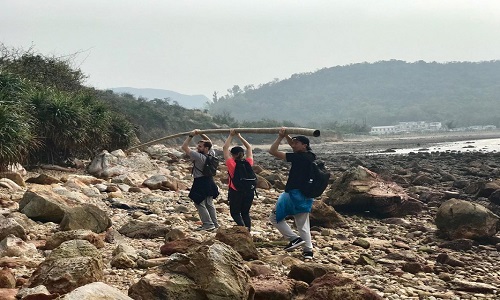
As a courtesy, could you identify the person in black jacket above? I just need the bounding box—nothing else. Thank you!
[268,128,315,260]
[181,129,219,231]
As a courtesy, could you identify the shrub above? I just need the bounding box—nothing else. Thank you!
[0,73,39,170]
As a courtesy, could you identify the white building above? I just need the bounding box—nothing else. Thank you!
[370,121,443,135]
[370,126,398,134]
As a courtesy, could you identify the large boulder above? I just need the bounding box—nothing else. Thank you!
[110,244,138,269]
[44,229,105,250]
[288,262,341,285]
[0,266,16,288]
[142,174,181,191]
[19,186,80,223]
[59,204,112,233]
[310,201,345,228]
[0,177,22,190]
[435,198,500,240]
[87,150,122,178]
[475,180,500,198]
[118,220,170,239]
[88,150,157,179]
[325,166,423,217]
[215,226,259,260]
[0,215,27,241]
[59,282,133,300]
[29,240,104,294]
[303,273,383,300]
[160,237,199,256]
[0,235,38,258]
[129,240,252,300]
[128,272,205,300]
[251,275,306,300]
[0,171,25,187]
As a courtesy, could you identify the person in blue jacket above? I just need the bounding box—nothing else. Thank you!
[268,128,315,260]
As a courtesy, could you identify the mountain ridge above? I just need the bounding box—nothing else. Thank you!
[109,87,210,109]
[208,60,500,128]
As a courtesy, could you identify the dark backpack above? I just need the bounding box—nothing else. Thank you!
[301,161,330,198]
[194,154,219,177]
[230,159,257,195]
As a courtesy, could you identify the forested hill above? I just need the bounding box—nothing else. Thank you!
[208,60,500,128]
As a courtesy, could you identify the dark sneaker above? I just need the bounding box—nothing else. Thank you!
[284,237,305,251]
[194,225,216,231]
[303,251,313,260]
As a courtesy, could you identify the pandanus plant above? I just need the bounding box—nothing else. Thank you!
[0,73,39,170]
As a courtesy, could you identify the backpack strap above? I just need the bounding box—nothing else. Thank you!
[227,158,239,187]
[192,153,208,175]
[229,159,258,197]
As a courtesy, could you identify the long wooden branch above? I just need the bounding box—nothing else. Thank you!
[126,127,320,152]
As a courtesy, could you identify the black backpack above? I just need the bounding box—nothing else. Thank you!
[301,160,330,198]
[194,154,219,177]
[230,159,257,195]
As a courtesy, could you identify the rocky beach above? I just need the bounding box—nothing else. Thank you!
[1,131,500,299]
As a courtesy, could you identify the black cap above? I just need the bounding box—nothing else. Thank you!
[292,136,311,150]
[230,146,244,154]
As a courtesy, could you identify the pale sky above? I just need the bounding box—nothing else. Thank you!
[1,0,499,98]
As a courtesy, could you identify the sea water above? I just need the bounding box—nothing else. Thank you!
[390,138,500,155]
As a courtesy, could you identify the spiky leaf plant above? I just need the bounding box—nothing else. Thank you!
[0,73,38,170]
[28,89,90,163]
[109,113,138,150]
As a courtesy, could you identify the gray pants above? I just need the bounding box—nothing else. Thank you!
[195,196,219,228]
[269,211,313,252]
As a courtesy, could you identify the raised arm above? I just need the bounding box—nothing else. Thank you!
[284,133,293,147]
[181,130,197,155]
[198,129,211,144]
[237,133,253,159]
[223,129,236,160]
[268,127,287,160]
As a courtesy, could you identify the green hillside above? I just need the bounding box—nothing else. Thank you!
[0,45,294,169]
[208,60,500,128]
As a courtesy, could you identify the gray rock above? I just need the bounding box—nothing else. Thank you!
[59,204,112,233]
[435,198,499,239]
[0,216,26,241]
[60,282,133,299]
[29,240,104,294]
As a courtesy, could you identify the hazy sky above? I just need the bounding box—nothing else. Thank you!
[1,0,499,98]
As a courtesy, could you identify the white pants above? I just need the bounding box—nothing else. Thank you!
[269,210,313,252]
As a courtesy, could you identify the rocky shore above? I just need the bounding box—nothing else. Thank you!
[1,132,500,299]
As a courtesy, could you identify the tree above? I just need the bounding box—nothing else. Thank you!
[212,91,218,103]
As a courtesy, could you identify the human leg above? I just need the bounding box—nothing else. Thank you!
[194,198,215,229]
[269,209,299,241]
[294,212,313,252]
[241,192,254,230]
[204,196,219,227]
[229,189,245,226]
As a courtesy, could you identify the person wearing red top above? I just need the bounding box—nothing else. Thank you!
[223,129,254,231]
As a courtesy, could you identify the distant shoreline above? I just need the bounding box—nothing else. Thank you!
[252,130,500,154]
[339,130,500,144]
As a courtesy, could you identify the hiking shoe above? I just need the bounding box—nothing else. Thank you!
[303,251,314,260]
[194,225,216,231]
[284,237,305,251]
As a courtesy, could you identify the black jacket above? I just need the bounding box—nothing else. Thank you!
[189,176,219,204]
